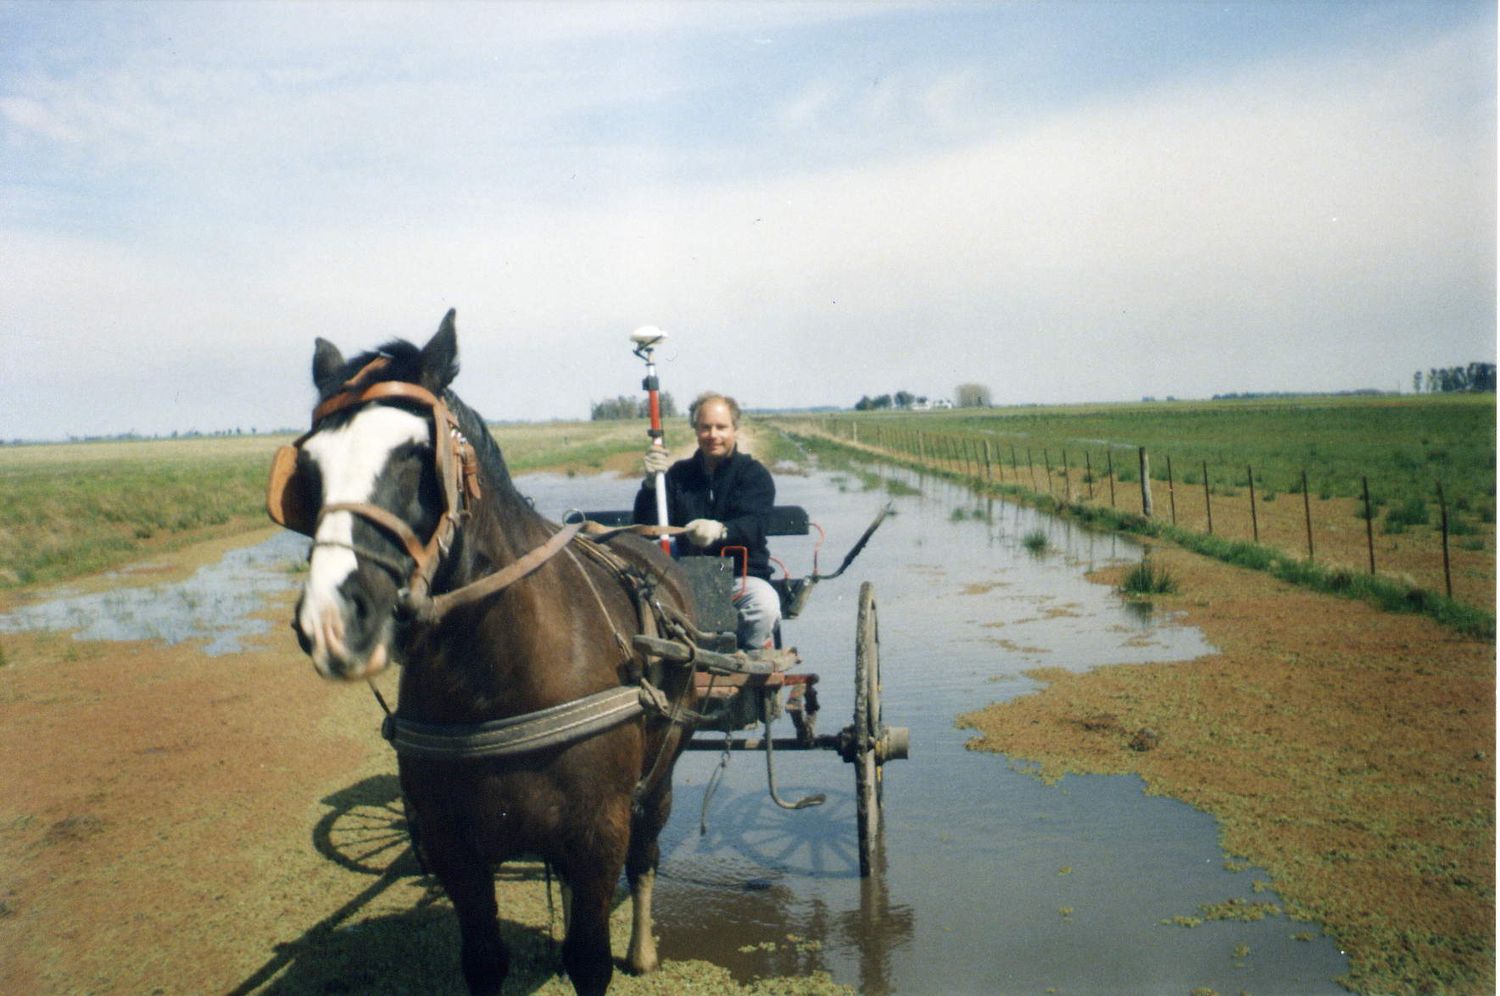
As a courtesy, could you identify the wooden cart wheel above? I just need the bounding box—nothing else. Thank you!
[854,581,883,877]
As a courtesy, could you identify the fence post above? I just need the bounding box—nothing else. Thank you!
[1062,451,1073,502]
[1362,476,1376,574]
[1106,450,1116,507]
[983,440,993,484]
[1043,450,1054,496]
[1247,465,1259,543]
[1166,455,1177,526]
[1138,447,1153,518]
[1026,449,1037,491]
[1436,479,1452,598]
[1085,451,1095,500]
[1301,469,1314,559]
[1202,460,1213,535]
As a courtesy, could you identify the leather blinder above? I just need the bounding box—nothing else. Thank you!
[266,444,317,536]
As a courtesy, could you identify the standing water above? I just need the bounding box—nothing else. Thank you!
[1,462,1349,994]
[527,464,1348,995]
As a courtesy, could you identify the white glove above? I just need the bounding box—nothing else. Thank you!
[643,448,671,479]
[683,518,727,548]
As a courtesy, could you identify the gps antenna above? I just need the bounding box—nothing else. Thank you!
[631,326,672,553]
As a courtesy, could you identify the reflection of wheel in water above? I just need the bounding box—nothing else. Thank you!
[687,781,862,880]
[313,775,424,877]
[854,581,882,878]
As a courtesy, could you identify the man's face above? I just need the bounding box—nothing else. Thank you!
[695,400,737,462]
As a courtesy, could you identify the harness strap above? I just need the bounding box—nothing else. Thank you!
[399,519,585,624]
[383,686,653,760]
[320,501,431,564]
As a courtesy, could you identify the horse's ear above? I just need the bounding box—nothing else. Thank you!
[312,338,345,393]
[420,309,460,393]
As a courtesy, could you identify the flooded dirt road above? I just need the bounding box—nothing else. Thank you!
[0,465,1352,994]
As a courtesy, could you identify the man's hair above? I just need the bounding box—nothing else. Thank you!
[688,391,742,429]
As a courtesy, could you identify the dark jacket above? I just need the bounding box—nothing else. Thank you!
[633,448,775,579]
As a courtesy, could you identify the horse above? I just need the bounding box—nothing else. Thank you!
[270,310,698,994]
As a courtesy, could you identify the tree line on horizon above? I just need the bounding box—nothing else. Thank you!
[589,392,678,422]
[1413,363,1495,394]
[853,383,992,411]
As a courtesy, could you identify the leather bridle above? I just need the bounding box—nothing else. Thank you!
[269,361,566,623]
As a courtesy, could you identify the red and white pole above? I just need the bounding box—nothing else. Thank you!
[631,327,672,553]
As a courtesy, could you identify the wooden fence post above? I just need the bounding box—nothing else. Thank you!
[1043,450,1054,496]
[1026,449,1037,491]
[1138,447,1153,518]
[1247,465,1259,543]
[1362,476,1376,574]
[1436,480,1452,598]
[1166,455,1177,526]
[1202,460,1213,535]
[1301,469,1314,559]
[1084,452,1095,500]
[1062,451,1073,502]
[1106,450,1116,507]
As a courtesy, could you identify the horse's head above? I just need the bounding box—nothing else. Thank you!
[273,310,470,681]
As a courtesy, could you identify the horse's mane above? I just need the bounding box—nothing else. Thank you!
[336,339,518,502]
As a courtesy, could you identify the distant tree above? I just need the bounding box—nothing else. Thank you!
[1412,370,1423,394]
[954,383,992,408]
[590,391,678,421]
[854,395,873,411]
[894,390,915,409]
[871,394,893,410]
[1419,363,1496,394]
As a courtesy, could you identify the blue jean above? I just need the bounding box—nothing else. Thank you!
[732,575,782,650]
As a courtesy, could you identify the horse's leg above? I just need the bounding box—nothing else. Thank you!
[429,847,507,995]
[559,861,620,996]
[624,781,673,974]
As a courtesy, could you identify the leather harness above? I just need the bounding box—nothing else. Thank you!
[271,364,697,766]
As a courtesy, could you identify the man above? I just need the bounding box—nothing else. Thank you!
[634,391,781,649]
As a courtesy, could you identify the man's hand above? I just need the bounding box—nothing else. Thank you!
[683,518,727,548]
[643,448,671,480]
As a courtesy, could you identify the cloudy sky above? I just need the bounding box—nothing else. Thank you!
[2,1,1494,441]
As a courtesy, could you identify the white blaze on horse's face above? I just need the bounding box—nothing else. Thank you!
[298,404,430,681]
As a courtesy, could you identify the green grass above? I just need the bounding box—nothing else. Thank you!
[1120,558,1179,595]
[776,425,1496,640]
[0,436,274,588]
[797,393,1496,513]
[0,420,649,591]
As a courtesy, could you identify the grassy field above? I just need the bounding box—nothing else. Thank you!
[770,393,1496,628]
[0,421,649,592]
[803,393,1495,510]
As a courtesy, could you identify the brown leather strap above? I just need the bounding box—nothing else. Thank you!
[401,519,586,623]
[319,502,431,564]
[313,380,442,424]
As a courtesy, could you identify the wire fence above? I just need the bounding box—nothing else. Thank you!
[789,417,1494,615]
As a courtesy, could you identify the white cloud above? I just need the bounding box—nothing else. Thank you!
[0,10,1492,438]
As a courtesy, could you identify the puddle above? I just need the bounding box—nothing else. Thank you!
[0,530,308,655]
[0,465,1350,993]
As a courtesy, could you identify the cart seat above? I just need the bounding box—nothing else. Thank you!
[581,505,809,536]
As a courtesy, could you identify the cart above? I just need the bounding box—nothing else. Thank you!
[586,504,909,877]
